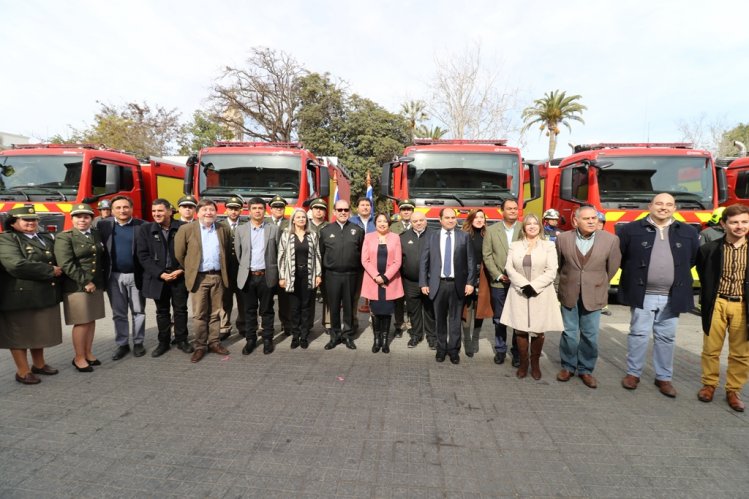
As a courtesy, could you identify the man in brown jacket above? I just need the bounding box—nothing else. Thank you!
[175,199,233,362]
[556,205,621,388]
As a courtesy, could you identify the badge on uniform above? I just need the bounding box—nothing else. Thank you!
[350,229,356,235]
[408,240,414,245]
[330,234,335,238]
[154,235,160,241]
[676,242,682,248]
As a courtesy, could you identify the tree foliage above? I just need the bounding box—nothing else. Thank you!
[414,124,449,140]
[400,100,428,140]
[429,42,519,140]
[298,73,409,201]
[720,123,749,157]
[178,110,235,155]
[209,47,306,142]
[521,90,586,161]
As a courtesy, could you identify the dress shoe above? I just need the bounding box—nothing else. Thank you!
[449,354,460,365]
[465,351,473,358]
[556,369,573,382]
[112,345,131,361]
[15,372,41,385]
[170,337,178,345]
[654,379,677,398]
[176,341,194,354]
[324,338,339,350]
[290,337,300,349]
[31,364,59,375]
[697,385,715,403]
[579,374,598,389]
[133,344,146,357]
[72,360,93,373]
[511,356,521,368]
[86,358,102,366]
[394,328,403,338]
[344,338,357,350]
[209,343,230,355]
[727,391,745,412]
[151,343,170,358]
[621,374,640,390]
[407,337,420,348]
[242,339,257,355]
[263,340,274,354]
[300,338,309,349]
[428,341,436,351]
[190,349,205,363]
[436,351,446,363]
[494,352,506,365]
[219,331,231,342]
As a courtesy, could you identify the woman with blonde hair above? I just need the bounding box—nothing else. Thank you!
[277,208,322,349]
[500,213,563,379]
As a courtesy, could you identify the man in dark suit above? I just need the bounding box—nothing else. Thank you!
[556,205,621,388]
[420,208,476,364]
[135,199,193,357]
[174,199,233,362]
[235,197,280,355]
[97,195,146,360]
[400,211,435,348]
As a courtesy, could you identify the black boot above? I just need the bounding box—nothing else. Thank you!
[381,316,391,354]
[372,316,382,353]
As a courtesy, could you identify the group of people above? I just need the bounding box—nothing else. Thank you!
[0,192,747,413]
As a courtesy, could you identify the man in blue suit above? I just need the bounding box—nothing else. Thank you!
[419,208,476,364]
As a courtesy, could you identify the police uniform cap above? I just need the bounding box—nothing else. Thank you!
[70,203,95,216]
[178,195,197,207]
[310,198,328,210]
[269,195,287,208]
[97,199,112,210]
[225,196,243,208]
[399,199,416,210]
[9,205,40,219]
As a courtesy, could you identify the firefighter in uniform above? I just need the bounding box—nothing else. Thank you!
[268,195,291,334]
[308,198,330,333]
[320,199,365,350]
[219,196,246,341]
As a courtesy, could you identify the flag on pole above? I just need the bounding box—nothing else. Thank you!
[366,170,373,204]
[333,170,340,204]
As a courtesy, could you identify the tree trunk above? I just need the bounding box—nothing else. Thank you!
[547,131,558,161]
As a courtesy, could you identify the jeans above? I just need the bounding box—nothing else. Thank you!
[107,272,146,346]
[626,294,679,381]
[560,298,602,375]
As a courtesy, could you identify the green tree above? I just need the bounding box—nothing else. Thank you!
[521,90,586,160]
[178,110,235,154]
[414,124,449,140]
[400,100,428,139]
[719,123,749,157]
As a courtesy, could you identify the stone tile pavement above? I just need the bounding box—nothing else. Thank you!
[0,301,748,498]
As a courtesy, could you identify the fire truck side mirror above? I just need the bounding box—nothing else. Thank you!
[318,166,330,198]
[380,162,393,196]
[560,168,574,201]
[717,166,728,204]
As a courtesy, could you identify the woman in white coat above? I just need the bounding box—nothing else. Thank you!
[500,213,563,379]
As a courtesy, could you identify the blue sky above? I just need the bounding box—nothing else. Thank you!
[1,0,747,160]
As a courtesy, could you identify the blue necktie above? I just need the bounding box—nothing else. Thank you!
[443,230,452,277]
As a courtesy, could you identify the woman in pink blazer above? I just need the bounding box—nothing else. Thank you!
[361,213,404,353]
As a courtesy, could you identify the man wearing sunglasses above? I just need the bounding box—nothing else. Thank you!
[320,200,365,350]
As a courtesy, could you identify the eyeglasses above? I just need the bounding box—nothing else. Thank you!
[336,208,350,212]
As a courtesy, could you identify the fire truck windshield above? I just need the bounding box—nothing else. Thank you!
[597,156,713,209]
[199,153,301,198]
[0,155,81,199]
[406,152,519,199]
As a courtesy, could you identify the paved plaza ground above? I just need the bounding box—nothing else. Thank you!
[0,300,748,498]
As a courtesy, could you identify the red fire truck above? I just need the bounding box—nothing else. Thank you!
[0,144,185,232]
[380,139,540,226]
[184,142,350,219]
[543,142,726,288]
[717,141,749,207]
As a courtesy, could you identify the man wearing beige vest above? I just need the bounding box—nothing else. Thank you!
[556,205,621,388]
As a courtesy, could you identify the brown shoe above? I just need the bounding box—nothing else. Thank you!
[726,391,745,412]
[15,372,41,385]
[654,379,677,398]
[579,374,598,389]
[556,369,573,382]
[190,349,205,363]
[31,364,59,375]
[697,385,715,403]
[621,374,640,390]
[209,343,230,355]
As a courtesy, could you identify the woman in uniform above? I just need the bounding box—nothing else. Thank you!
[0,206,63,384]
[54,203,107,372]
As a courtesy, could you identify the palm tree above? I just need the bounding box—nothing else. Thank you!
[414,124,449,140]
[521,90,586,160]
[400,100,428,139]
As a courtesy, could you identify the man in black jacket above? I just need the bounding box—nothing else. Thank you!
[695,203,749,412]
[618,193,699,397]
[135,199,193,357]
[400,211,435,348]
[320,199,364,350]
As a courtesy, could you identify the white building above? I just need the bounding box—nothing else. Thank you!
[0,131,30,150]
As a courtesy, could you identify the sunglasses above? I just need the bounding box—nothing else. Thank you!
[336,208,350,212]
